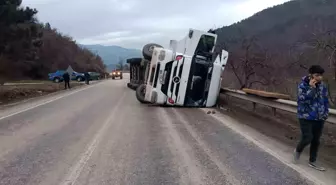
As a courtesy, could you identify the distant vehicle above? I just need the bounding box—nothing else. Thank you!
[48,70,85,83]
[88,72,101,80]
[111,70,123,79]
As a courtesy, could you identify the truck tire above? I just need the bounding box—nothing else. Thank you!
[136,84,148,104]
[142,43,163,60]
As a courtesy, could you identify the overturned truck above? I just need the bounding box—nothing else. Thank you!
[127,28,228,107]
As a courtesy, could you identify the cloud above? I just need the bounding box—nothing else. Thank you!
[79,31,162,46]
[23,0,290,49]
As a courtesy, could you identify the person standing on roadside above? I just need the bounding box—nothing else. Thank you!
[63,72,71,89]
[84,72,90,85]
[294,65,328,171]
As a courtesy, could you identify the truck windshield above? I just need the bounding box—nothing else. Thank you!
[149,66,156,85]
[161,61,173,94]
[153,63,160,88]
[196,35,215,54]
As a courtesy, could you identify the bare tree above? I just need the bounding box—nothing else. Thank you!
[123,64,130,71]
[117,57,124,70]
[311,30,336,80]
[229,37,272,89]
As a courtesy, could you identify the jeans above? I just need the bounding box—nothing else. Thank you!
[296,119,324,162]
[64,81,70,89]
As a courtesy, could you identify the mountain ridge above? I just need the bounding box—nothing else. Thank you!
[79,44,142,68]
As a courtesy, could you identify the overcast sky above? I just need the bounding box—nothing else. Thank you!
[23,0,291,49]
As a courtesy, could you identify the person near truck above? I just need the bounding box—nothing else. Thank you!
[62,72,71,89]
[294,65,328,171]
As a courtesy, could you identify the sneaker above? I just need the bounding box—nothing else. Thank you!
[308,162,326,171]
[293,149,301,163]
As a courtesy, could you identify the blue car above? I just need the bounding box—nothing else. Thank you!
[71,71,85,82]
[48,70,65,83]
[48,70,85,83]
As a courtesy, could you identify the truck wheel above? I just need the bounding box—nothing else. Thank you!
[136,84,148,104]
[54,78,60,83]
[112,76,115,79]
[120,75,123,79]
[142,43,163,60]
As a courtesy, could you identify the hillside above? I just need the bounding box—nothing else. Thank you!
[215,0,336,44]
[0,1,105,82]
[81,44,142,67]
[213,0,336,101]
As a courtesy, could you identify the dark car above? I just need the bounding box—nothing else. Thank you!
[111,70,123,79]
[88,72,101,80]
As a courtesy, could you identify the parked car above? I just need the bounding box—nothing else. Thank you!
[48,70,65,83]
[71,71,85,82]
[48,70,85,83]
[88,72,101,80]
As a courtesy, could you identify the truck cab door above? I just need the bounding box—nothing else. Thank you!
[206,50,228,107]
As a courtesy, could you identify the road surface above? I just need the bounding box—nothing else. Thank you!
[0,77,320,185]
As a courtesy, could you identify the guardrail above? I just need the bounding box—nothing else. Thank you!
[220,88,336,124]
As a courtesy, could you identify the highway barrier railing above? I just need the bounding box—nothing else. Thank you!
[220,88,336,124]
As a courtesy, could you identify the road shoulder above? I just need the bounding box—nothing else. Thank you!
[0,81,102,121]
[203,108,336,185]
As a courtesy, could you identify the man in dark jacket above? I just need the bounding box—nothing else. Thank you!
[84,72,90,85]
[62,72,70,89]
[294,65,328,171]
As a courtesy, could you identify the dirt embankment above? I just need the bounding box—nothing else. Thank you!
[219,96,336,168]
[0,82,83,105]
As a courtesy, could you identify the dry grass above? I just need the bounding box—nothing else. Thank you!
[0,82,83,105]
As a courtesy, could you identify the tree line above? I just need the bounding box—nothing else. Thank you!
[0,0,105,83]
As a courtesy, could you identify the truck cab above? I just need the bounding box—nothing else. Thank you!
[140,29,228,107]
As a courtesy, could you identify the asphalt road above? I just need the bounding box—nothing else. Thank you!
[0,78,316,185]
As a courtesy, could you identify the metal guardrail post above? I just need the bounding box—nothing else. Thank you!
[272,107,276,116]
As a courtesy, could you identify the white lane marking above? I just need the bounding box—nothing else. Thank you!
[159,108,204,185]
[201,108,325,185]
[0,84,98,121]
[60,93,125,185]
[171,108,241,185]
